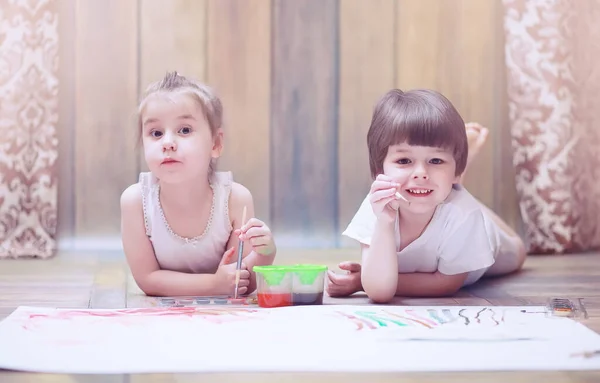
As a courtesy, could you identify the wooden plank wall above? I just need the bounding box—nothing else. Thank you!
[57,0,520,249]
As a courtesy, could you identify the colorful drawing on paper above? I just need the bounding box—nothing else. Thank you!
[21,306,261,330]
[333,307,507,330]
[1,305,600,374]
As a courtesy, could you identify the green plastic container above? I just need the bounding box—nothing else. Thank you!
[253,264,328,307]
[253,265,292,308]
[290,264,327,305]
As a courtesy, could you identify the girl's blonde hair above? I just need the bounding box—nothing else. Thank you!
[137,71,224,177]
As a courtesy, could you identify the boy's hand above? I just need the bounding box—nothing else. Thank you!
[235,218,276,256]
[369,174,404,223]
[214,247,250,295]
[326,262,363,297]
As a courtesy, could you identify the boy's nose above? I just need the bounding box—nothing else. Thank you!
[412,164,429,179]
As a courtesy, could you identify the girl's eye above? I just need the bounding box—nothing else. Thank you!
[396,158,411,165]
[150,130,162,138]
[430,158,444,164]
[179,126,192,134]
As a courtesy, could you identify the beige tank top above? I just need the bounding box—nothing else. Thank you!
[139,171,234,274]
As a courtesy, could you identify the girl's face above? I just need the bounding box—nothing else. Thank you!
[140,92,222,184]
[382,142,460,215]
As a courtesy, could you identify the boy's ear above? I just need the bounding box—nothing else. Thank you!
[211,129,224,158]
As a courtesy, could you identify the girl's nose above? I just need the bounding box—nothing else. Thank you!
[162,134,177,152]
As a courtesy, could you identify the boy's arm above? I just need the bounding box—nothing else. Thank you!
[120,184,221,297]
[394,271,468,297]
[225,183,276,294]
[360,220,399,303]
[358,218,469,300]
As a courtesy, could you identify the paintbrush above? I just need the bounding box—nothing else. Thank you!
[395,191,410,204]
[234,206,247,299]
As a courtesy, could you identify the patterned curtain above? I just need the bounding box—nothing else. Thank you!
[0,0,58,258]
[503,0,600,254]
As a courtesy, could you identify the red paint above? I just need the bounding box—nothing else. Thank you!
[20,307,261,331]
[26,307,258,320]
[257,293,292,308]
[336,311,377,331]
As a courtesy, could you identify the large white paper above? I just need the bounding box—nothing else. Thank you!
[0,305,599,373]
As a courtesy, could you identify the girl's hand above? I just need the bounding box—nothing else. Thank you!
[235,218,276,256]
[369,174,403,223]
[326,262,363,297]
[214,247,250,295]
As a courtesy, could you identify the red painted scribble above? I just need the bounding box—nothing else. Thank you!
[404,309,438,327]
[20,307,260,331]
[335,311,377,331]
[27,307,257,319]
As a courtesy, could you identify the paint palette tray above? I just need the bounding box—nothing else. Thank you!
[158,295,258,307]
[546,297,588,319]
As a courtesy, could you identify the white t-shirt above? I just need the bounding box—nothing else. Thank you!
[342,185,513,286]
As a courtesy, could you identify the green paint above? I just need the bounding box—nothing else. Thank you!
[354,311,408,327]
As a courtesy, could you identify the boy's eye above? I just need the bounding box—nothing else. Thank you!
[179,126,192,134]
[430,158,444,164]
[396,158,411,165]
[150,130,162,138]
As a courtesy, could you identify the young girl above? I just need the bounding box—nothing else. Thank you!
[327,89,526,302]
[120,71,277,297]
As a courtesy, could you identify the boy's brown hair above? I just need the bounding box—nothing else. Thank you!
[366,89,468,179]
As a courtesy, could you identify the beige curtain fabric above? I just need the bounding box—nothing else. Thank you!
[503,0,600,254]
[0,1,58,258]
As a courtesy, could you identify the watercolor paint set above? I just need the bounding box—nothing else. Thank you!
[253,264,327,308]
[546,297,588,319]
[158,296,258,307]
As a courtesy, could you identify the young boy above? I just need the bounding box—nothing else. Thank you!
[327,89,526,303]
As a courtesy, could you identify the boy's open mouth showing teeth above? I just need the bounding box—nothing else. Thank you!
[407,189,433,195]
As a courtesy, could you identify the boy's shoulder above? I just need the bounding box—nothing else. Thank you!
[434,185,488,234]
[438,185,482,217]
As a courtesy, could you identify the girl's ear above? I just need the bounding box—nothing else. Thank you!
[211,129,224,159]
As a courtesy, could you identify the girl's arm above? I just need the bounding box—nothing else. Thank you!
[360,219,399,303]
[225,183,276,294]
[120,184,223,297]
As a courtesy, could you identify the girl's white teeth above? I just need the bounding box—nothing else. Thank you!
[408,189,432,194]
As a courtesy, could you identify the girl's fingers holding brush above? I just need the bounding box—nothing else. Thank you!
[219,247,236,265]
[248,235,271,247]
[239,218,266,233]
[238,268,250,280]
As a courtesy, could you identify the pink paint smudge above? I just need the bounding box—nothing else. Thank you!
[20,307,261,331]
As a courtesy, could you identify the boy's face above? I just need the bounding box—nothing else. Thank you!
[141,92,222,184]
[382,142,460,214]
